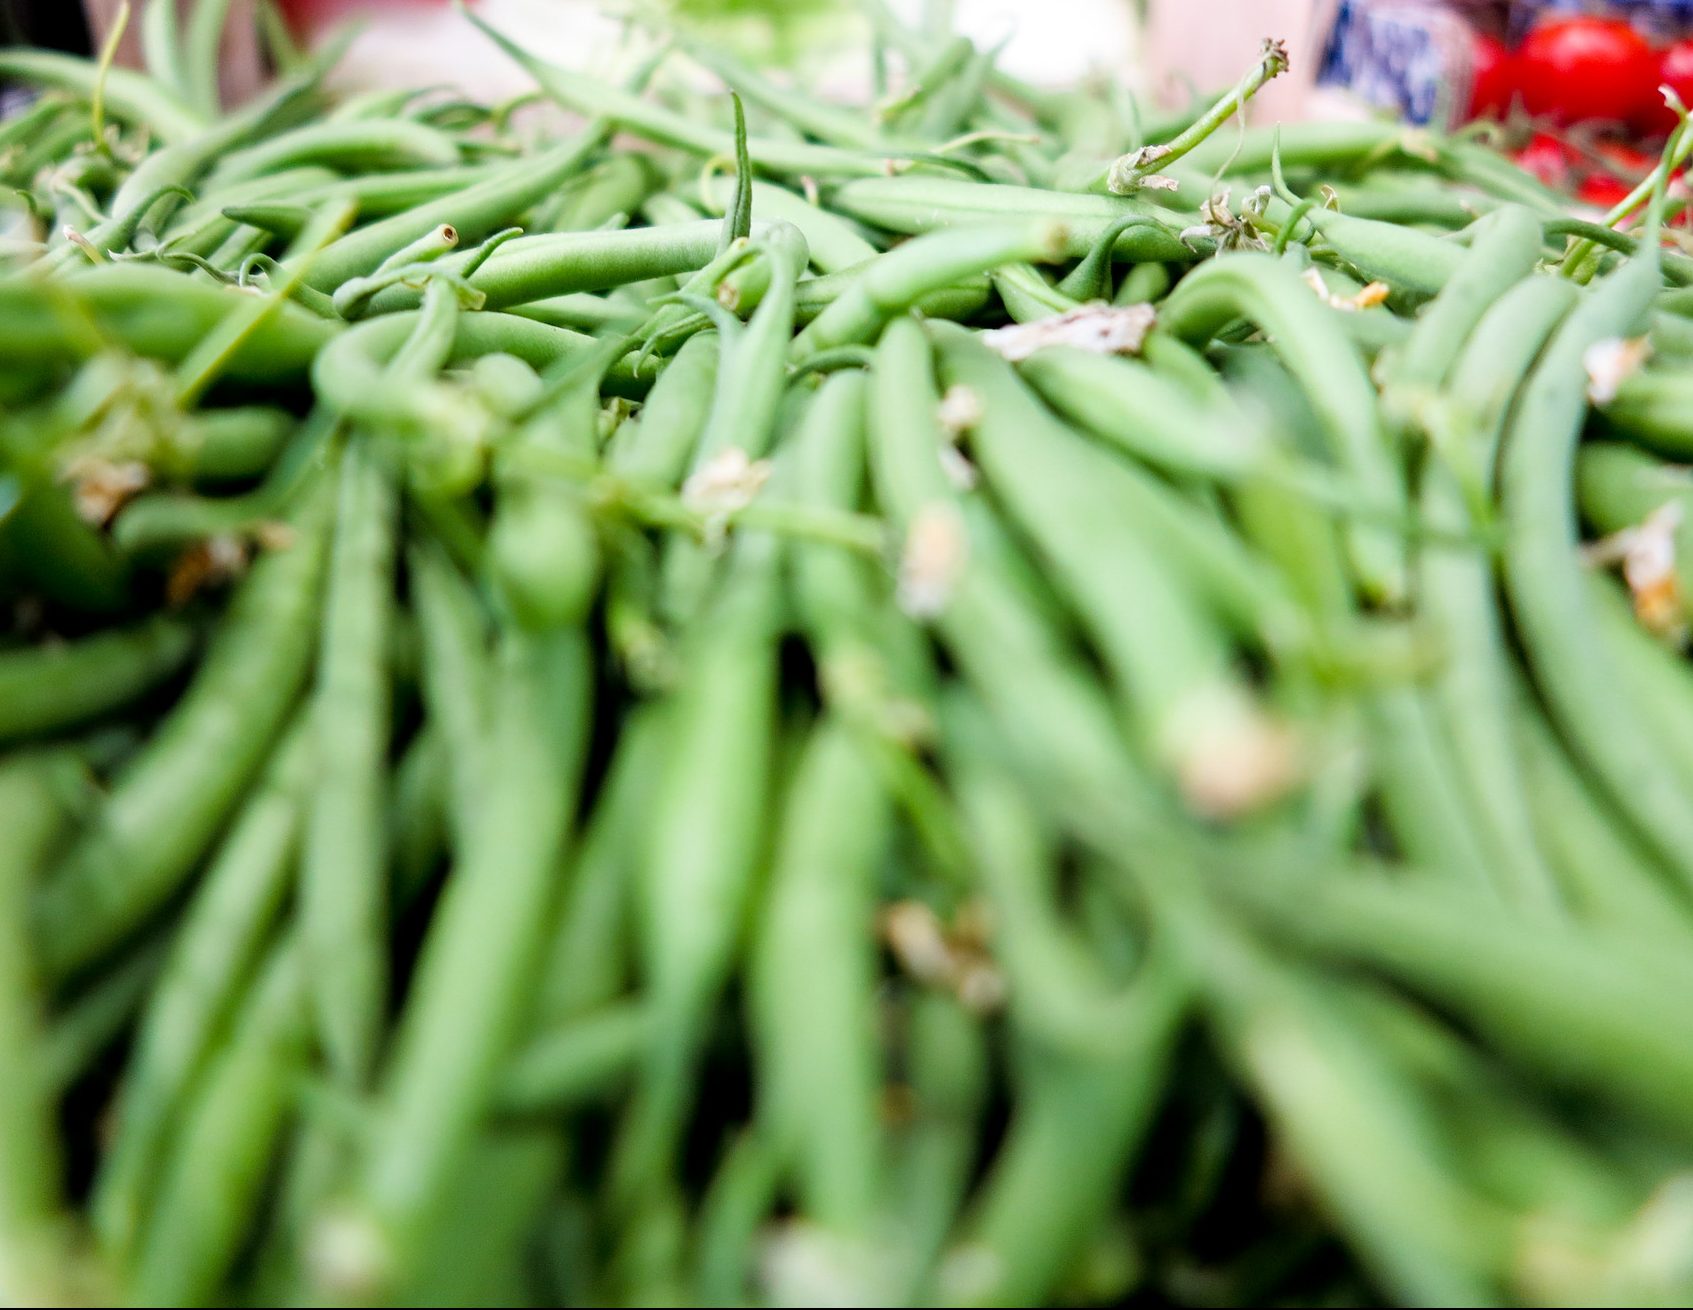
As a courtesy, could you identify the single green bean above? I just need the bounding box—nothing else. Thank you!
[34,476,333,982]
[301,441,396,1089]
[91,720,314,1265]
[0,615,195,744]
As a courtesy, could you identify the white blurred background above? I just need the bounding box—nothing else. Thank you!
[305,0,1144,102]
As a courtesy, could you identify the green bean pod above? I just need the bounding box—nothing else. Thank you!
[1159,252,1409,605]
[935,327,1294,819]
[336,626,593,1295]
[749,717,891,1236]
[34,478,334,982]
[91,720,314,1265]
[612,520,785,1212]
[1499,246,1693,895]
[793,220,1068,357]
[0,615,195,744]
[301,441,397,1088]
[0,750,90,1303]
[127,938,313,1306]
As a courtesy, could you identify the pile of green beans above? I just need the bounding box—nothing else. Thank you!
[9,2,1693,1306]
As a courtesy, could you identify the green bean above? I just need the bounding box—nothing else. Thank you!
[138,0,187,98]
[1018,347,1268,481]
[183,0,241,116]
[1324,180,1493,229]
[390,1125,567,1308]
[112,407,337,557]
[1589,575,1693,804]
[1266,197,1464,299]
[155,167,341,257]
[407,540,490,848]
[0,49,203,144]
[936,327,1291,817]
[682,39,898,152]
[750,717,890,1235]
[0,615,194,743]
[109,42,342,232]
[128,937,313,1307]
[990,261,1072,322]
[388,726,450,905]
[310,309,597,440]
[41,934,167,1098]
[660,223,809,619]
[1115,259,1170,305]
[1160,889,1512,1306]
[1499,245,1693,895]
[1159,252,1408,604]
[33,476,333,983]
[1402,235,1572,911]
[1386,206,1545,392]
[540,154,659,234]
[793,220,1066,356]
[937,735,1185,1306]
[1096,38,1288,195]
[366,219,730,314]
[300,441,395,1089]
[612,501,786,1212]
[797,260,993,326]
[497,1002,652,1116]
[1513,697,1693,937]
[893,991,991,1302]
[0,266,335,387]
[694,1130,782,1306]
[868,318,1148,824]
[91,720,313,1266]
[0,418,131,615]
[206,119,463,188]
[0,750,88,1302]
[828,174,1192,258]
[1219,869,1693,1145]
[298,128,604,293]
[1362,688,1498,891]
[1577,441,1693,625]
[488,335,623,631]
[1601,367,1693,457]
[606,329,720,491]
[531,706,666,1030]
[336,626,592,1294]
[173,406,297,484]
[703,175,880,273]
[508,290,641,335]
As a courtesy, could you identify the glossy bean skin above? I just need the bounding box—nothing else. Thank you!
[0,750,91,1303]
[33,479,334,983]
[301,442,398,1089]
[91,721,314,1266]
[934,326,1288,819]
[340,626,593,1294]
[0,617,196,744]
[868,318,1150,828]
[1159,253,1409,605]
[0,267,335,389]
[1499,248,1693,896]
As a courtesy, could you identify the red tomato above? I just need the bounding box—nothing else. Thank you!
[1577,173,1635,209]
[1639,39,1693,136]
[1515,18,1658,128]
[1465,32,1513,121]
[1514,133,1576,190]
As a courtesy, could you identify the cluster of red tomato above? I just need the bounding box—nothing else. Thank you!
[1465,14,1691,208]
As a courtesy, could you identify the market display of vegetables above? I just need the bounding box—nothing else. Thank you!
[10,0,1693,1305]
